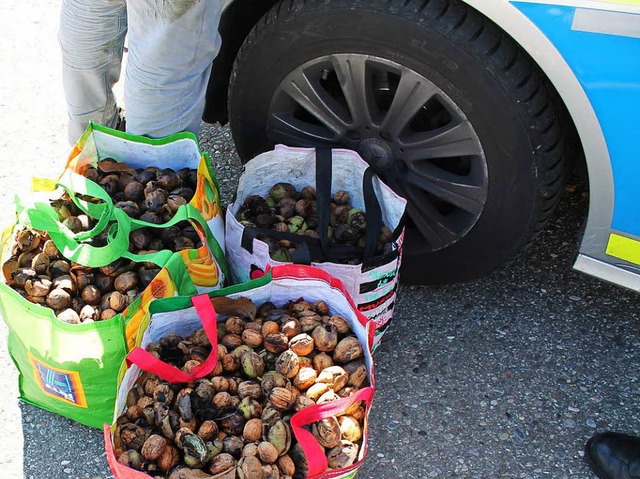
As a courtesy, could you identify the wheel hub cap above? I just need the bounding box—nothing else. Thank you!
[357,137,395,172]
[267,53,488,253]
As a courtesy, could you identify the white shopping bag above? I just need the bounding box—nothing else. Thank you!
[225,145,406,348]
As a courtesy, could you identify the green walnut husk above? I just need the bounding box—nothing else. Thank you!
[269,183,296,201]
[267,419,292,456]
[287,216,307,234]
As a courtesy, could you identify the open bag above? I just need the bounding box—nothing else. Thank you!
[105,264,376,479]
[0,124,227,427]
[226,145,406,348]
[56,122,227,291]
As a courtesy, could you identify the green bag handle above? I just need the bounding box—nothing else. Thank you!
[56,171,200,236]
[119,204,209,265]
[23,204,135,267]
[53,171,198,235]
[54,171,115,242]
[56,171,208,235]
[123,203,215,265]
[21,171,131,266]
[21,172,151,267]
[20,165,216,268]
[21,189,210,269]
[129,202,203,230]
[55,172,213,245]
[15,171,115,244]
[23,204,178,268]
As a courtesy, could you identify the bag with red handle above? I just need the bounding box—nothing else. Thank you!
[104,264,376,479]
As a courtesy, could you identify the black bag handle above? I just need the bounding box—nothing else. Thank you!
[315,148,384,262]
[241,147,387,265]
[241,226,364,263]
[315,148,338,263]
[362,167,384,260]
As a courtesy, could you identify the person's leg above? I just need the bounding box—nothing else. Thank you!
[59,0,127,145]
[124,0,224,139]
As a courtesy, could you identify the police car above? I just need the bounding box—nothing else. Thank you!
[204,0,640,288]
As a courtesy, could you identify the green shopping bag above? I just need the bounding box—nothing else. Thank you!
[1,253,196,428]
[0,124,227,428]
[55,122,228,289]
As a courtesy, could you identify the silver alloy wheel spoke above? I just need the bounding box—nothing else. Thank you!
[270,112,338,144]
[331,55,375,128]
[268,53,488,252]
[405,201,459,251]
[406,164,486,216]
[280,68,350,136]
[400,120,481,161]
[381,70,440,138]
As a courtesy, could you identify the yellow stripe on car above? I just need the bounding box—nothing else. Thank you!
[599,0,640,6]
[606,233,640,265]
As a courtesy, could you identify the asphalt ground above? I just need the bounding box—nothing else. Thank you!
[2,1,640,479]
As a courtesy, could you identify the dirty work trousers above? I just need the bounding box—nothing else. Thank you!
[59,0,224,144]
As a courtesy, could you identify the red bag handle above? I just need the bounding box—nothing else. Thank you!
[125,294,219,383]
[290,386,375,477]
[267,264,371,329]
[104,425,151,478]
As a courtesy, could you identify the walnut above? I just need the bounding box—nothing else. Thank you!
[278,454,296,476]
[316,366,349,391]
[141,434,167,461]
[333,336,363,363]
[238,456,263,479]
[242,328,263,348]
[209,453,237,475]
[312,417,342,449]
[268,387,295,411]
[258,441,279,464]
[243,418,264,442]
[293,367,317,391]
[289,333,314,357]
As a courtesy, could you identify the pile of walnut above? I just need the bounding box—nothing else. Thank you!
[2,160,202,324]
[85,159,199,227]
[115,299,368,479]
[236,183,394,265]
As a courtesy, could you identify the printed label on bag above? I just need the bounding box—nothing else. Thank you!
[327,470,359,479]
[366,301,395,324]
[28,353,88,408]
[359,268,397,294]
[357,285,397,313]
[361,250,398,273]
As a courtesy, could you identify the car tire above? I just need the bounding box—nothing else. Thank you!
[228,0,568,284]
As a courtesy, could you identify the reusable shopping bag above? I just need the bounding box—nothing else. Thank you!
[59,122,227,292]
[105,264,376,479]
[226,145,406,348]
[0,124,227,428]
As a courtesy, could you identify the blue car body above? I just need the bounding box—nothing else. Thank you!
[460,0,640,290]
